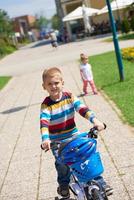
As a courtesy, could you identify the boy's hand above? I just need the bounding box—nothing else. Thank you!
[92,118,105,131]
[41,139,51,151]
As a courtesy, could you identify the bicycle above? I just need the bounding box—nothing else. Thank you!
[42,125,113,200]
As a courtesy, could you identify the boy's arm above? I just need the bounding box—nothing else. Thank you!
[72,95,95,122]
[40,106,51,149]
[92,118,105,131]
[72,95,104,130]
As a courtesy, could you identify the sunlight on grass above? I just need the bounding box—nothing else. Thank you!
[0,76,11,90]
[90,51,134,126]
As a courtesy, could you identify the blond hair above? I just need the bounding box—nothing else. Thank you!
[80,53,88,61]
[42,67,63,82]
[80,53,85,59]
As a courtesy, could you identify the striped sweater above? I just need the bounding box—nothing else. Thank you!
[40,92,95,141]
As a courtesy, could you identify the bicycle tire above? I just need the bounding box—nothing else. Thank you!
[92,188,104,200]
[104,196,108,200]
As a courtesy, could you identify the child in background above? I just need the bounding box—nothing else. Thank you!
[40,67,107,198]
[80,53,98,95]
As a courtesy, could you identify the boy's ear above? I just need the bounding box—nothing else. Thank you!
[42,83,46,90]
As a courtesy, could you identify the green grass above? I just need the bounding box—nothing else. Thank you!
[90,51,134,126]
[118,33,134,40]
[0,46,16,58]
[0,76,11,90]
[104,32,134,42]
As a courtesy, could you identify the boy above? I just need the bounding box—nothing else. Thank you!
[80,53,98,95]
[40,67,106,198]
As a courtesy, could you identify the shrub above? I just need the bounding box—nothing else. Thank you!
[0,37,16,57]
[130,16,134,31]
[121,18,131,33]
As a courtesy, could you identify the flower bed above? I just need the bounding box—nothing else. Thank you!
[122,47,134,62]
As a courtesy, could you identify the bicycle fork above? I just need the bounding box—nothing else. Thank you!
[69,176,87,200]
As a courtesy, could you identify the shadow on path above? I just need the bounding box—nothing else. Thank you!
[31,40,51,48]
[0,102,41,114]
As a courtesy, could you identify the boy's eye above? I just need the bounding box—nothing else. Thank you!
[48,82,59,86]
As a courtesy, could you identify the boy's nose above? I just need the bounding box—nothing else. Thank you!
[52,84,57,88]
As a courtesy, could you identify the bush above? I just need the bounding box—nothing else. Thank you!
[0,37,16,57]
[121,18,131,33]
[130,16,134,31]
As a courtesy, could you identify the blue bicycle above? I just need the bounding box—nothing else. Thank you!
[42,126,113,200]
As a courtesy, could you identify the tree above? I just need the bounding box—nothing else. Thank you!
[130,16,134,31]
[0,9,13,38]
[51,14,60,30]
[121,18,131,33]
[35,14,49,30]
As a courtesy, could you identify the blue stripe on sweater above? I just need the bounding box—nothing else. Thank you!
[40,112,50,119]
[51,107,74,121]
[49,128,79,140]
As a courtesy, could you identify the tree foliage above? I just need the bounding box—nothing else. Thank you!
[51,14,60,30]
[130,16,134,31]
[35,14,49,30]
[121,18,131,33]
[0,9,13,37]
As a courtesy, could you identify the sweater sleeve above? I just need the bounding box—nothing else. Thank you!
[40,104,51,142]
[71,94,95,123]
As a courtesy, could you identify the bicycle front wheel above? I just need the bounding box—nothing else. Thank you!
[92,188,104,200]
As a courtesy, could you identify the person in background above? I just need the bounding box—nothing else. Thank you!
[49,31,58,48]
[80,53,98,95]
[63,27,69,43]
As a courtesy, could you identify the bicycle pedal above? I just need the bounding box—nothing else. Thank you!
[56,194,71,200]
[106,188,113,196]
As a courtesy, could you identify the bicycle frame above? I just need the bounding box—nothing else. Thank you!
[42,126,111,200]
[52,136,105,199]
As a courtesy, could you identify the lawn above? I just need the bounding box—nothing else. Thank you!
[90,51,134,126]
[0,76,11,90]
[104,32,134,42]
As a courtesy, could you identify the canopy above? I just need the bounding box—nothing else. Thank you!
[98,0,134,14]
[62,6,99,22]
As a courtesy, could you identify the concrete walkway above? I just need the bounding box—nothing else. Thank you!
[0,37,134,200]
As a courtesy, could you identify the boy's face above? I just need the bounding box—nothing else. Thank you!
[42,73,64,100]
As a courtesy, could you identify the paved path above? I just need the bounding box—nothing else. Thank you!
[0,37,134,200]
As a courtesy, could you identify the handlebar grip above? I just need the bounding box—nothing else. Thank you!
[88,126,98,138]
[88,123,107,138]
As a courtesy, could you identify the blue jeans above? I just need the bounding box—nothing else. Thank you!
[52,148,71,186]
[55,160,71,186]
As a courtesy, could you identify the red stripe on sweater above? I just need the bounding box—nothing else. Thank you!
[49,118,74,131]
[41,119,49,126]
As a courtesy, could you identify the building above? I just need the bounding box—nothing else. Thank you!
[55,0,106,39]
[55,0,134,40]
[12,15,39,40]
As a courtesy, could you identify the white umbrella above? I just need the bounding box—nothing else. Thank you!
[98,0,134,14]
[62,6,99,22]
[82,4,92,33]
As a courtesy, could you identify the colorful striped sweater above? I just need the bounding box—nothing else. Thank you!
[40,92,95,141]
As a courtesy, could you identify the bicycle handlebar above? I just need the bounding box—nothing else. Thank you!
[41,123,107,151]
[88,123,106,138]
